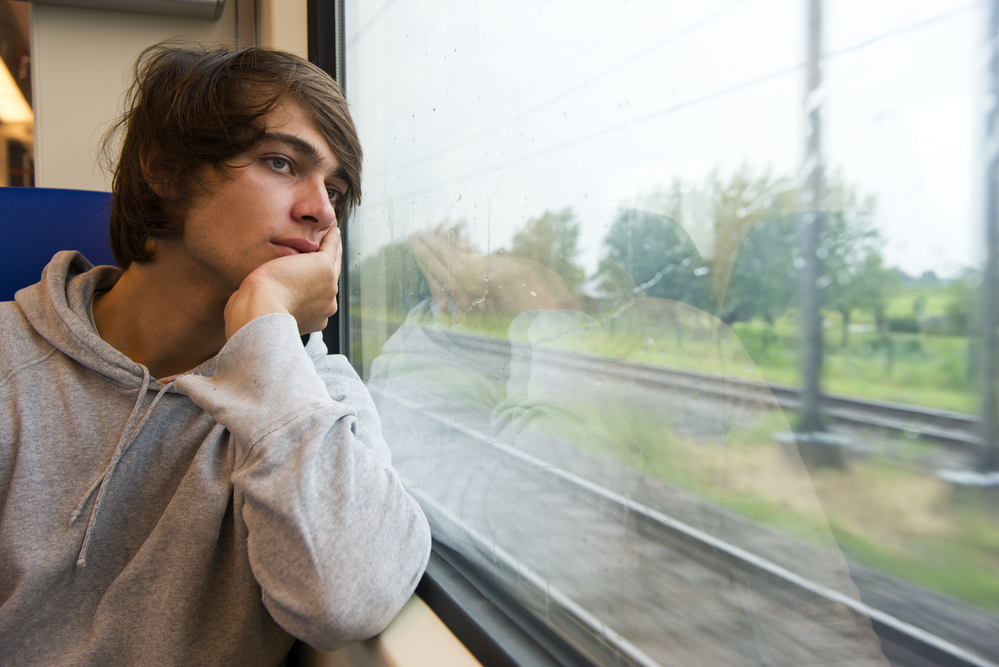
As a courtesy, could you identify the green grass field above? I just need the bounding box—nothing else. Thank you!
[584,281,982,415]
[884,281,959,319]
[728,320,978,413]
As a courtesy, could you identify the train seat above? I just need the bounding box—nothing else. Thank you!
[1,187,115,302]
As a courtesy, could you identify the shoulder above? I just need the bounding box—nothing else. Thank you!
[0,300,55,388]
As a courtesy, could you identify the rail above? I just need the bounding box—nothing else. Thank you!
[416,330,981,450]
[377,388,998,667]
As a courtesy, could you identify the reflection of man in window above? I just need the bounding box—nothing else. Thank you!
[368,217,887,666]
[0,43,430,665]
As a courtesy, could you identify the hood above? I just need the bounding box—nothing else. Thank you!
[15,250,148,389]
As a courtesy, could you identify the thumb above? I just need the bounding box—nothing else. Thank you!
[319,225,341,255]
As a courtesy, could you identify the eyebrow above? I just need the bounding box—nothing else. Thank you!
[263,132,348,184]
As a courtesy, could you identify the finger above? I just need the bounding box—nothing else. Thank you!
[332,232,343,294]
[447,249,479,281]
[408,233,432,263]
[318,227,342,297]
[411,235,451,286]
[318,225,341,256]
[422,268,445,299]
[422,230,479,281]
[423,229,455,263]
[420,268,452,316]
[408,236,437,278]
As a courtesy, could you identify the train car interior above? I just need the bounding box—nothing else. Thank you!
[2,0,998,666]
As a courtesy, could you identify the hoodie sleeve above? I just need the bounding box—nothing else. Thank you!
[173,313,431,651]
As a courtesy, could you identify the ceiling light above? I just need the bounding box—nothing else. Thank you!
[0,57,32,124]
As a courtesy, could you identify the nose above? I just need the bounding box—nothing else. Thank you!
[294,177,336,229]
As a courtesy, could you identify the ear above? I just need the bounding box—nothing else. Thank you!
[139,147,176,200]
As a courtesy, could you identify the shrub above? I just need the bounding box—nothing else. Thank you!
[888,316,920,333]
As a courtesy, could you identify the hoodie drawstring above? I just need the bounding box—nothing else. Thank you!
[70,368,176,569]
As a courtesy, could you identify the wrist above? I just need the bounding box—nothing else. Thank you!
[225,285,292,340]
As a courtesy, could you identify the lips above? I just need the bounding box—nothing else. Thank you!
[272,237,320,254]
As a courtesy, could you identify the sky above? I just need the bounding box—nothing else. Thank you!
[344,0,989,280]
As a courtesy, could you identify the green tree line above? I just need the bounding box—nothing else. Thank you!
[356,167,974,346]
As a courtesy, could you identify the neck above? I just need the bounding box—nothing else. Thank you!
[93,256,230,379]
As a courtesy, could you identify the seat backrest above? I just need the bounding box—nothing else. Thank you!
[1,187,115,302]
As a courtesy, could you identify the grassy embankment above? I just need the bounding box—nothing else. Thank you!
[574,283,999,613]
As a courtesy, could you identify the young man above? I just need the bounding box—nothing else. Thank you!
[0,43,431,665]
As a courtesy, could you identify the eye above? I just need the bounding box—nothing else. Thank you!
[327,187,342,204]
[267,157,291,171]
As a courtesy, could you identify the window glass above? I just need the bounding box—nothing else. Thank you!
[345,1,998,664]
[0,0,32,187]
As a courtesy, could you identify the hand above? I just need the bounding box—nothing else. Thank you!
[409,226,580,324]
[224,227,342,339]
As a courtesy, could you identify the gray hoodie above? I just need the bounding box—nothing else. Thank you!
[0,251,431,666]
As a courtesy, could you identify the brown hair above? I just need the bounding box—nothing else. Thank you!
[100,41,362,269]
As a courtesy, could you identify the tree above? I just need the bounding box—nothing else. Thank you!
[510,208,586,295]
[818,183,884,347]
[607,169,891,342]
[946,269,980,336]
[638,168,795,323]
[848,250,898,343]
[597,208,714,313]
[724,212,798,325]
[354,239,431,319]
[707,167,790,311]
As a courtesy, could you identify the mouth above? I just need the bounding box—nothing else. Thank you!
[272,237,320,255]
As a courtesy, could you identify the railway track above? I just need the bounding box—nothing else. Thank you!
[374,387,999,667]
[419,331,983,451]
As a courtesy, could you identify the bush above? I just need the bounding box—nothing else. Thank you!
[918,316,948,335]
[888,316,920,333]
[735,325,777,357]
[946,301,969,335]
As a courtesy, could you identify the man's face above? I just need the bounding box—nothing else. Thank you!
[168,98,348,298]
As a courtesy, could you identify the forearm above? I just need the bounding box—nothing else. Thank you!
[175,314,431,649]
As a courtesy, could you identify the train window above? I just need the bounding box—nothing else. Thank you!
[0,0,32,187]
[342,1,999,665]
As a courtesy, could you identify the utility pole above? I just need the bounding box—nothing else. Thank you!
[980,0,999,472]
[799,0,825,436]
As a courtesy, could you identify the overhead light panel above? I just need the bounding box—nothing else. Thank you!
[0,57,32,124]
